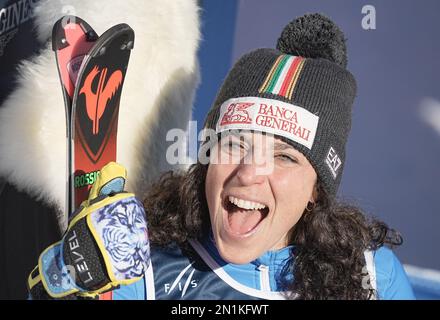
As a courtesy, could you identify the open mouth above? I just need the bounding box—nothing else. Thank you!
[223,195,270,236]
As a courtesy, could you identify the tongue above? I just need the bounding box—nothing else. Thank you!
[228,209,263,234]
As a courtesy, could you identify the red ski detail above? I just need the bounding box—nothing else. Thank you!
[99,291,113,300]
[74,110,118,207]
[80,66,123,135]
[57,23,95,98]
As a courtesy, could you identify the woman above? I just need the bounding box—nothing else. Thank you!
[112,13,415,300]
[28,13,415,300]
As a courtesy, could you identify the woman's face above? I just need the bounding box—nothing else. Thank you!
[205,131,317,264]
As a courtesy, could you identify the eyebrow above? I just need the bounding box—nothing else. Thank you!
[273,143,295,151]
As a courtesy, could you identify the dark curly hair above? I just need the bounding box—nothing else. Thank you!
[142,162,402,300]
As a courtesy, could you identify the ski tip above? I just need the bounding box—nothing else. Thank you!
[120,25,135,51]
[52,15,98,52]
[119,24,135,50]
[89,24,135,57]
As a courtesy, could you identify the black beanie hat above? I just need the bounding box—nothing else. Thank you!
[203,13,357,196]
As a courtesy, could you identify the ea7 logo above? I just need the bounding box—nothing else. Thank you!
[164,263,198,298]
[326,147,342,179]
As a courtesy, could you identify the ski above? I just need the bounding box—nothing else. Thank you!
[70,23,134,216]
[52,16,98,219]
[52,18,134,300]
[53,17,134,220]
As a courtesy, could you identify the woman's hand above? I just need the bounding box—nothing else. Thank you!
[28,162,150,299]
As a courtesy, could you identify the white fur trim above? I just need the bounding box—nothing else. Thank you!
[0,0,200,228]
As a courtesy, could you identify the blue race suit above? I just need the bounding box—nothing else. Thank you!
[112,237,415,300]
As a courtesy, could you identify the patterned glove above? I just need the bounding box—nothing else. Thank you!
[27,162,150,299]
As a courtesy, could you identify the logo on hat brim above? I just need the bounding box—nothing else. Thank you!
[216,97,319,150]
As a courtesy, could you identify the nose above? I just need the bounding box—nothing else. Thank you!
[236,154,269,186]
[233,135,276,185]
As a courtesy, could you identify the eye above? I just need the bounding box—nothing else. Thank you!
[275,153,297,163]
[228,140,242,150]
[220,138,246,154]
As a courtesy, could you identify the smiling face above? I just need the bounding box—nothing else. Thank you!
[205,131,317,264]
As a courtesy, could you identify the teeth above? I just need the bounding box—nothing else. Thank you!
[228,196,267,210]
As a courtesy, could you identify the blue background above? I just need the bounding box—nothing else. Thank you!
[195,0,440,273]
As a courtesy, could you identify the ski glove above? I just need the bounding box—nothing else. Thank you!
[27,162,150,299]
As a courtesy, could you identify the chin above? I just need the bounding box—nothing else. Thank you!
[216,237,261,265]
